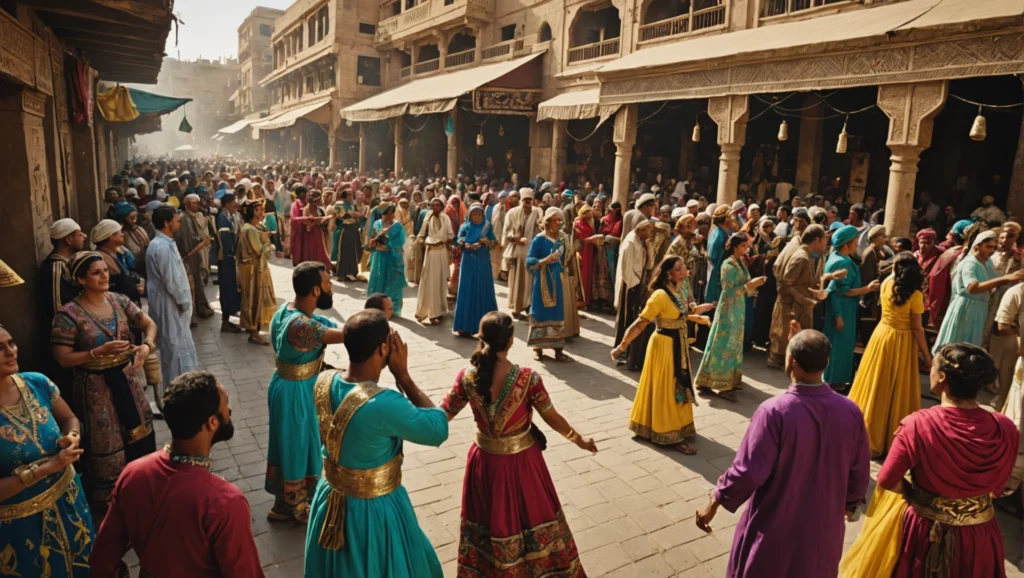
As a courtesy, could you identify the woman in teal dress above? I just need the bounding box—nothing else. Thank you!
[0,324,93,577]
[452,204,498,336]
[266,302,338,522]
[933,230,1024,353]
[695,232,765,401]
[366,204,407,316]
[822,225,880,386]
[526,207,572,362]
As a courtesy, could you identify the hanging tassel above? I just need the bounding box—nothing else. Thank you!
[970,105,987,141]
[318,490,347,550]
[777,120,788,142]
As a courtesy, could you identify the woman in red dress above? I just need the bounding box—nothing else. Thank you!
[841,342,1018,577]
[573,204,603,310]
[442,311,595,577]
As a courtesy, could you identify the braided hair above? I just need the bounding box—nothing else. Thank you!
[470,312,515,404]
[891,251,922,307]
[933,343,998,400]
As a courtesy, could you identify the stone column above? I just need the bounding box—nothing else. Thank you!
[528,117,552,181]
[329,132,338,168]
[550,119,567,185]
[795,97,824,195]
[394,118,404,174]
[612,104,638,208]
[1006,112,1024,220]
[707,95,749,206]
[447,107,459,178]
[877,81,948,239]
[358,123,367,174]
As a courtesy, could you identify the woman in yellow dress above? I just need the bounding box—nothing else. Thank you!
[611,255,711,454]
[846,252,932,458]
[237,199,277,346]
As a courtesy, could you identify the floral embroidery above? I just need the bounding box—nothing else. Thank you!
[286,315,329,352]
[164,445,211,470]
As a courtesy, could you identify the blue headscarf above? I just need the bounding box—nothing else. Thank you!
[215,181,229,200]
[829,221,844,231]
[461,203,489,244]
[831,224,859,247]
[951,219,973,237]
[113,201,136,222]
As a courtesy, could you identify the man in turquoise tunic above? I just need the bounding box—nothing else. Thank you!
[822,225,880,387]
[265,262,346,522]
[305,310,448,577]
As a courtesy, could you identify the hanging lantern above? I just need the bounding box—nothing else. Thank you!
[970,106,987,141]
[691,123,700,142]
[498,124,505,137]
[836,121,848,154]
[476,132,484,147]
[778,120,789,142]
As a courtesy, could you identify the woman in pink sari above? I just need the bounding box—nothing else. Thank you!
[290,187,332,268]
[573,204,602,309]
[841,342,1018,578]
[445,196,467,298]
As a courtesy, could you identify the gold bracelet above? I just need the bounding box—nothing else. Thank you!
[143,340,157,351]
[565,428,580,443]
[15,465,38,488]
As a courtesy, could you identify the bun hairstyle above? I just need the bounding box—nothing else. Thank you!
[725,231,750,254]
[933,343,998,400]
[471,311,515,403]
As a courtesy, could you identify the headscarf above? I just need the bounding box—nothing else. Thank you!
[113,202,136,222]
[462,203,489,244]
[867,224,886,241]
[576,204,594,221]
[445,195,466,229]
[829,221,844,231]
[916,228,936,241]
[90,219,122,244]
[69,251,103,287]
[951,219,974,237]
[541,206,563,226]
[971,229,998,250]
[831,224,859,247]
[50,218,80,240]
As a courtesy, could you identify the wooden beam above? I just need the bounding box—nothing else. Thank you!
[57,28,160,45]
[88,0,170,24]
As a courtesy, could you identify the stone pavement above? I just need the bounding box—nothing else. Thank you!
[138,256,1024,577]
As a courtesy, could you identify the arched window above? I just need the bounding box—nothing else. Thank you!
[538,22,553,42]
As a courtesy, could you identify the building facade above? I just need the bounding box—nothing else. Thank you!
[336,0,1024,239]
[236,7,285,116]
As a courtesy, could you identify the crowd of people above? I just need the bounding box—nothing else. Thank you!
[0,154,1021,577]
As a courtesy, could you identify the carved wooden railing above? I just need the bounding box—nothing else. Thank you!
[567,37,619,64]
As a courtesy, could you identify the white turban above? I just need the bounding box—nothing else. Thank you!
[671,207,686,220]
[133,177,146,187]
[49,218,80,240]
[155,189,167,201]
[731,200,745,211]
[184,193,200,204]
[519,187,535,200]
[239,178,253,192]
[126,188,139,199]
[90,219,122,244]
[686,199,699,208]
[972,229,998,249]
[541,206,563,224]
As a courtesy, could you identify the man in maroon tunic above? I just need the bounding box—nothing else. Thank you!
[696,329,871,577]
[91,371,264,578]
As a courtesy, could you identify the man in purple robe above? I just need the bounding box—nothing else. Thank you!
[696,328,870,577]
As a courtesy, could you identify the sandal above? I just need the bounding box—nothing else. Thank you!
[248,335,270,346]
[674,441,698,455]
[554,352,573,363]
[717,390,738,402]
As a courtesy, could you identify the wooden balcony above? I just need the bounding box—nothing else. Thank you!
[638,4,727,44]
[480,38,526,61]
[400,66,411,78]
[413,58,440,75]
[374,0,492,47]
[760,0,856,19]
[567,38,620,65]
[444,48,475,69]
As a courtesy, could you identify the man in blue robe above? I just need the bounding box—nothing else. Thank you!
[146,205,199,386]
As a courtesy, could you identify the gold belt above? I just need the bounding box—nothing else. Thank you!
[909,487,994,526]
[475,429,534,455]
[323,453,403,499]
[0,466,75,521]
[276,356,323,381]
[81,353,133,371]
[341,219,357,225]
[655,318,687,330]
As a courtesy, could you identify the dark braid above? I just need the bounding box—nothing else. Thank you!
[470,312,515,404]
[891,252,922,307]
[934,343,998,400]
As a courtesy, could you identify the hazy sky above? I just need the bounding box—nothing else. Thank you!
[164,0,294,62]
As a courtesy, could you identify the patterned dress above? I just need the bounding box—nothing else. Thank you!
[0,373,94,577]
[51,293,156,513]
[695,256,750,392]
[237,223,277,332]
[442,366,585,577]
[367,220,407,316]
[265,304,337,520]
[526,232,567,350]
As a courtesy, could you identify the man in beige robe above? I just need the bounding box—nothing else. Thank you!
[768,225,839,368]
[504,188,542,318]
[175,193,214,323]
[415,197,453,323]
[621,193,657,240]
[492,190,515,281]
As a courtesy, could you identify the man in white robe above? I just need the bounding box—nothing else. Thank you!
[146,205,199,386]
[491,190,513,280]
[415,197,453,323]
[613,221,653,367]
[504,188,542,318]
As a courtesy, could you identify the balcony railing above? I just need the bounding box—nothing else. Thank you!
[375,0,492,44]
[638,3,726,44]
[400,66,411,78]
[445,48,475,69]
[761,0,854,19]
[567,37,620,65]
[480,37,526,61]
[413,58,440,74]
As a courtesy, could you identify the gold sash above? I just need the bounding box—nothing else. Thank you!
[313,370,398,550]
[475,429,534,455]
[908,485,994,578]
[654,318,687,330]
[276,355,324,381]
[0,466,75,521]
[81,353,133,371]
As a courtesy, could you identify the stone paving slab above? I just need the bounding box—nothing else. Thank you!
[137,257,1024,577]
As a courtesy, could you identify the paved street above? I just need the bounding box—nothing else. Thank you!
[138,257,1024,577]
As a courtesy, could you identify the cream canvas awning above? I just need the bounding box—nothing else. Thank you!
[217,118,252,135]
[597,0,1024,104]
[341,52,544,122]
[537,89,620,121]
[251,99,332,137]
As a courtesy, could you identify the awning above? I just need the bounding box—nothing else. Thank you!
[128,88,192,116]
[251,99,332,137]
[217,118,252,135]
[260,43,336,87]
[537,89,620,121]
[597,0,1024,104]
[342,53,544,122]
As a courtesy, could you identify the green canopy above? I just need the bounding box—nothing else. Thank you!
[128,88,192,116]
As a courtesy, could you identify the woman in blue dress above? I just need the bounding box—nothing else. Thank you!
[933,229,1024,352]
[822,225,880,386]
[453,203,498,336]
[526,207,573,362]
[366,203,407,316]
[0,324,93,577]
[703,205,733,306]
